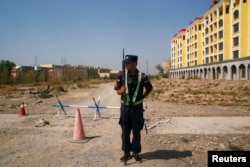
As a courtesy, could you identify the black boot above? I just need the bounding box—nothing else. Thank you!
[133,153,142,163]
[120,153,132,162]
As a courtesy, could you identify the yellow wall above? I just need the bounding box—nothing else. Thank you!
[186,18,203,66]
[223,1,231,60]
[171,36,178,69]
[240,0,250,57]
[181,30,187,68]
[197,21,203,65]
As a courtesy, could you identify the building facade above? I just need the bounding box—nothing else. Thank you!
[170,0,250,80]
[12,64,118,83]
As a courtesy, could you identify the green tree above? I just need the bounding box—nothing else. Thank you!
[0,60,16,84]
[155,64,164,74]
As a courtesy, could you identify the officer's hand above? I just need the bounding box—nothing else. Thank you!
[117,86,126,95]
[120,86,126,93]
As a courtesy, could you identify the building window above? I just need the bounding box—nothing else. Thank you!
[205,37,209,44]
[205,28,209,34]
[243,0,247,3]
[226,6,230,14]
[234,0,240,6]
[233,37,239,46]
[205,47,209,54]
[199,25,202,30]
[233,23,239,33]
[219,42,223,50]
[195,43,197,48]
[233,10,239,20]
[219,30,223,39]
[233,50,239,59]
[219,10,223,16]
[219,54,223,61]
[219,19,223,27]
[206,58,209,64]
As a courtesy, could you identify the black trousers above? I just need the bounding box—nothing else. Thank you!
[119,106,144,154]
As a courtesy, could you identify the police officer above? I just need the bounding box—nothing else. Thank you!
[114,55,153,163]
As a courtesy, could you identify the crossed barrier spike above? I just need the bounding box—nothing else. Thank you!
[52,95,120,120]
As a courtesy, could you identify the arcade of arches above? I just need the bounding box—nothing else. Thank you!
[170,58,250,80]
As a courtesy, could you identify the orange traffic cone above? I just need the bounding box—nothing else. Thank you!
[19,102,26,116]
[70,108,89,143]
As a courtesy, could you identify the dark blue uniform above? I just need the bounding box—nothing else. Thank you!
[114,69,153,155]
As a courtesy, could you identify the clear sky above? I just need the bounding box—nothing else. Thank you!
[0,0,211,74]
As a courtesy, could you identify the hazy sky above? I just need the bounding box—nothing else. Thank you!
[0,0,211,74]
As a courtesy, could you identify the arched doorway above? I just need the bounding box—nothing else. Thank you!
[200,69,203,79]
[248,64,250,80]
[217,67,221,79]
[239,64,246,80]
[231,65,237,80]
[223,66,228,79]
[204,68,208,79]
[212,67,216,80]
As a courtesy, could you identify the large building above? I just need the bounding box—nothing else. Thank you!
[170,0,250,80]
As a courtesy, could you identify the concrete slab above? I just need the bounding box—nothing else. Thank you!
[156,117,250,134]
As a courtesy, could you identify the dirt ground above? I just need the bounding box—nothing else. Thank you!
[0,79,250,167]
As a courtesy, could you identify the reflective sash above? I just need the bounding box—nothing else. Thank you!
[121,71,142,105]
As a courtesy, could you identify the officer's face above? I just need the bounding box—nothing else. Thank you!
[125,62,137,71]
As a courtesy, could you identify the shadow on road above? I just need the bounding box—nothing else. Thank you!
[87,135,101,141]
[141,150,192,161]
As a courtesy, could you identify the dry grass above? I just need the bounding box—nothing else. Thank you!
[151,78,250,107]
